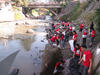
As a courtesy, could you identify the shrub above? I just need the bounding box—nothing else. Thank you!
[94,8,100,32]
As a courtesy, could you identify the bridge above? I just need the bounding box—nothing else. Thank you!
[28,2,62,8]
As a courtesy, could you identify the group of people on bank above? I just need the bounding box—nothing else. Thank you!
[46,21,95,75]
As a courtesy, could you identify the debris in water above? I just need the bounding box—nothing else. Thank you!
[41,40,44,42]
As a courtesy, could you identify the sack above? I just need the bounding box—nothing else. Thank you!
[69,40,74,52]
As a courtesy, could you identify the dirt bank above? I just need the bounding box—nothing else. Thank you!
[40,45,62,75]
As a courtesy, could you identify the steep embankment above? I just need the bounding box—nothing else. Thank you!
[75,1,100,24]
[54,1,77,20]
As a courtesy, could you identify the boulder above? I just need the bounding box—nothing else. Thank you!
[40,45,62,75]
[26,29,34,34]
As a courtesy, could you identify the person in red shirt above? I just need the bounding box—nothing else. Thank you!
[73,44,82,59]
[54,58,65,74]
[73,31,77,47]
[53,25,56,29]
[56,28,60,33]
[82,29,88,46]
[79,45,92,75]
[50,34,58,45]
[90,28,95,46]
[62,21,65,26]
[56,23,60,26]
[59,32,65,49]
[79,24,84,32]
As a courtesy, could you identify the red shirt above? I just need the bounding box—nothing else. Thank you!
[50,36,57,42]
[56,28,60,32]
[62,21,65,25]
[67,22,70,25]
[83,30,88,35]
[74,48,82,56]
[91,30,95,37]
[69,26,72,31]
[56,23,60,26]
[82,50,92,67]
[65,23,68,26]
[80,24,84,29]
[55,59,65,67]
[53,25,56,28]
[60,35,64,40]
[73,34,77,41]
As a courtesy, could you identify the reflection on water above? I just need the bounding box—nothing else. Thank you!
[21,36,35,51]
[0,26,48,75]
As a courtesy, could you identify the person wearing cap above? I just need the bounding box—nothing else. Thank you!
[79,45,92,75]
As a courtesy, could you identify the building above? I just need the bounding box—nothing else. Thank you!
[0,0,11,2]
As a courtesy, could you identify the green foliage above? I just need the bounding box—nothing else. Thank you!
[69,2,80,21]
[59,15,68,21]
[82,12,94,24]
[94,8,100,32]
[69,2,89,21]
[61,2,67,8]
[12,0,28,7]
[22,0,28,7]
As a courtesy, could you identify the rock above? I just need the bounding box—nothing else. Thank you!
[41,40,44,42]
[40,45,62,75]
[26,29,34,34]
[15,23,19,25]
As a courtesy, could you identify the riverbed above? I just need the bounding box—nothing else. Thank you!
[0,23,48,75]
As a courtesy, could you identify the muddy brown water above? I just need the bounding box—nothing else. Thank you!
[0,26,48,75]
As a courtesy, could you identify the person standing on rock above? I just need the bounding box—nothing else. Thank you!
[79,45,92,75]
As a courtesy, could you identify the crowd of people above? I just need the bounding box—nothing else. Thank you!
[46,21,95,75]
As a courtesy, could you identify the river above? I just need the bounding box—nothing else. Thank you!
[0,20,49,75]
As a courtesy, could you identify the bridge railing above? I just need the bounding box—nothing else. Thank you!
[28,2,63,6]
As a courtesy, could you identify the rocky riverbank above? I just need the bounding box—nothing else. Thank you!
[0,19,50,38]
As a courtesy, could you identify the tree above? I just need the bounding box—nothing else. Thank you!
[94,8,100,32]
[12,0,28,7]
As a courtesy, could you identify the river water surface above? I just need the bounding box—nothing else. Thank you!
[0,24,48,75]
